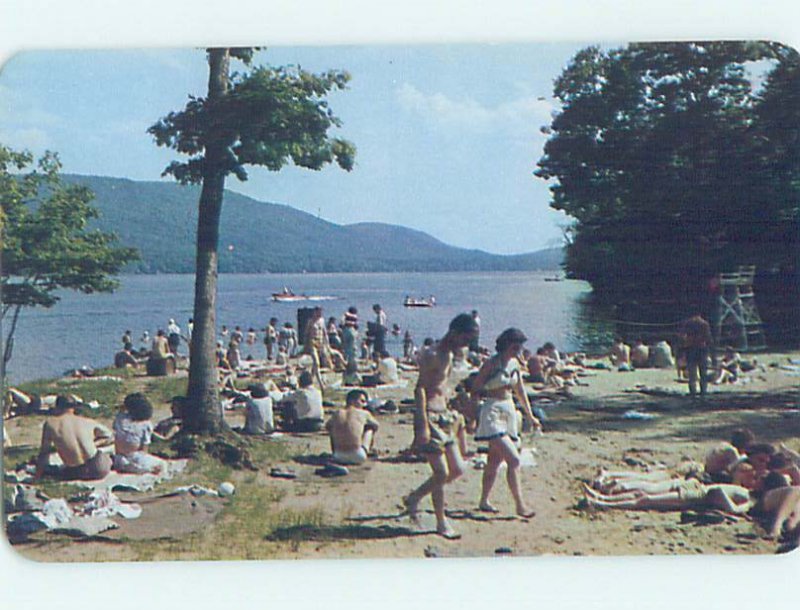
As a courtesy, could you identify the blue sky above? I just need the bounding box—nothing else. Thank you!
[0,43,586,254]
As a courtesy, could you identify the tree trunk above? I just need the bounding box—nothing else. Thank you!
[184,48,231,434]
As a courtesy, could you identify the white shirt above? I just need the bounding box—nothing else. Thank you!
[244,396,274,434]
[290,387,323,420]
[378,357,399,383]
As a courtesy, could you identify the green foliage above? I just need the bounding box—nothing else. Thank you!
[0,145,138,364]
[148,59,356,185]
[536,42,800,307]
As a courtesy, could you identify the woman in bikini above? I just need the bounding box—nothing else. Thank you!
[471,328,542,518]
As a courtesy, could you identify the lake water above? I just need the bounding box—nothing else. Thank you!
[5,272,616,384]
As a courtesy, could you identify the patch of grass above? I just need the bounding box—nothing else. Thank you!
[143,376,188,405]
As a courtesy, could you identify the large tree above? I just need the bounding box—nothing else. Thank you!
[536,42,798,309]
[0,145,138,371]
[149,48,355,435]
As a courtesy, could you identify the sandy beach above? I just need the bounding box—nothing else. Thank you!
[5,350,800,561]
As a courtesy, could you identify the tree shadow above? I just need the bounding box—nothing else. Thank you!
[265,523,427,542]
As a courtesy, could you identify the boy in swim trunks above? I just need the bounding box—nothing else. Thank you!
[326,389,379,465]
[402,313,479,539]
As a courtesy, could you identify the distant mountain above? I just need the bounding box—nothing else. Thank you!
[64,175,564,273]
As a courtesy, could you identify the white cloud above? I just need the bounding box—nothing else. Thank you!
[0,127,51,150]
[396,82,556,136]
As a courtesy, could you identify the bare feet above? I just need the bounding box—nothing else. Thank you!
[477,502,500,513]
[516,505,536,518]
[436,520,461,540]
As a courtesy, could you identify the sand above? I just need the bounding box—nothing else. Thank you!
[6,351,800,560]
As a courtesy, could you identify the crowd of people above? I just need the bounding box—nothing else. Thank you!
[5,304,798,550]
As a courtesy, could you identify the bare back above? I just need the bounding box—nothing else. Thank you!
[42,413,111,467]
[327,408,376,453]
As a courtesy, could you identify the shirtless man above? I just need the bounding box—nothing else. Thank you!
[325,389,379,465]
[609,337,631,368]
[303,306,329,390]
[402,313,479,539]
[35,395,113,480]
[680,312,712,398]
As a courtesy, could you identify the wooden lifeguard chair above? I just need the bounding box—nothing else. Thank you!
[715,265,767,352]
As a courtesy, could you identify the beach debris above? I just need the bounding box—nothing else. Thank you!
[621,410,657,420]
[471,455,488,470]
[315,464,349,478]
[218,481,236,496]
[173,484,220,497]
[519,448,538,468]
[494,546,513,554]
[424,546,440,558]
[80,489,142,519]
[269,467,297,479]
[5,484,47,512]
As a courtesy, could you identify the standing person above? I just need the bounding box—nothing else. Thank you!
[264,317,278,361]
[167,318,182,355]
[327,316,343,350]
[372,303,388,356]
[342,307,359,365]
[279,322,297,357]
[139,330,150,353]
[472,328,542,518]
[402,313,479,540]
[469,310,481,353]
[402,330,414,360]
[121,330,133,348]
[680,311,712,399]
[232,326,244,344]
[303,306,330,390]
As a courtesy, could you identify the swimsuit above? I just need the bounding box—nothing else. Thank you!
[475,358,522,441]
[416,409,465,455]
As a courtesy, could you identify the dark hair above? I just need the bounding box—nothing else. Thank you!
[380,350,391,358]
[730,428,756,452]
[747,443,776,458]
[761,471,790,492]
[55,394,78,411]
[348,306,357,314]
[157,329,165,336]
[346,389,368,406]
[423,337,435,346]
[495,327,528,353]
[299,371,314,387]
[463,372,479,392]
[536,347,547,355]
[124,393,153,421]
[249,383,268,399]
[542,342,555,350]
[448,313,479,335]
[170,396,187,418]
[270,317,278,324]
[767,453,790,471]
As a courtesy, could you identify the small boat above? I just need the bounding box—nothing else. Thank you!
[403,295,436,308]
[543,275,563,282]
[271,287,337,303]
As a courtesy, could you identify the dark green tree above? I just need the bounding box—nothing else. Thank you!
[149,48,355,435]
[0,145,138,370]
[536,42,797,310]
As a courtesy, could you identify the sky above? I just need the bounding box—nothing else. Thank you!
[0,43,586,254]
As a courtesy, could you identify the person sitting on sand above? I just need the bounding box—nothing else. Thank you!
[35,395,113,481]
[151,329,174,362]
[630,339,650,369]
[243,384,274,435]
[526,347,549,384]
[112,393,166,474]
[755,472,800,546]
[650,340,674,369]
[582,479,754,513]
[609,337,631,370]
[154,396,185,440]
[282,371,324,432]
[325,389,379,465]
[114,342,141,369]
[275,345,289,366]
[377,351,399,384]
[472,328,542,518]
[714,346,742,385]
[402,313,479,540]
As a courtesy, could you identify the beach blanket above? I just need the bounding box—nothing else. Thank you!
[74,458,188,492]
[5,498,121,542]
[624,385,685,397]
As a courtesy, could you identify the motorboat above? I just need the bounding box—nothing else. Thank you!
[271,287,337,302]
[403,295,436,308]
